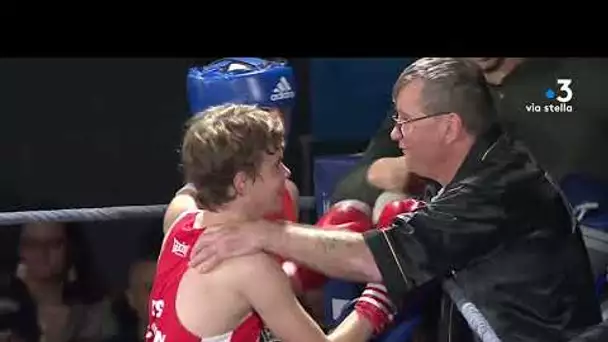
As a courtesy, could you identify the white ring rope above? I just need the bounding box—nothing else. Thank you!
[0,196,316,226]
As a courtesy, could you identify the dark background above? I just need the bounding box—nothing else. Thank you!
[0,58,314,290]
[0,58,312,209]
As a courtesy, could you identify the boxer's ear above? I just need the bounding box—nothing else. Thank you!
[233,171,249,196]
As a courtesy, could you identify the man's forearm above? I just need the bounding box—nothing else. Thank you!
[264,222,382,283]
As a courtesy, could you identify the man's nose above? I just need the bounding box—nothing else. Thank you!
[390,125,402,142]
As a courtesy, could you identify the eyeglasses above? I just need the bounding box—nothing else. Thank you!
[390,109,452,127]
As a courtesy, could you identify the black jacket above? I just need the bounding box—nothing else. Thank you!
[364,126,602,342]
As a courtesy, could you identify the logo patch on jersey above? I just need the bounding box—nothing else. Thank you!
[260,327,281,342]
[171,238,190,258]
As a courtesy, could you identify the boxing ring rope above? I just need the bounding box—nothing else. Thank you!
[443,279,501,342]
[0,197,317,225]
[0,196,500,342]
[0,204,169,225]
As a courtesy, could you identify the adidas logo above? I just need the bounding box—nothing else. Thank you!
[270,76,296,101]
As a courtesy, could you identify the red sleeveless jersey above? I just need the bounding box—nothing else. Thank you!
[145,185,296,342]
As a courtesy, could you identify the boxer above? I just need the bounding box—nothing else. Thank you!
[172,57,330,319]
[147,104,395,342]
[166,57,299,237]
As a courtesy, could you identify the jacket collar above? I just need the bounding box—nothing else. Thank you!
[451,124,505,185]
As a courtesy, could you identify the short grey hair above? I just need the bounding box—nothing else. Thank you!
[392,57,497,136]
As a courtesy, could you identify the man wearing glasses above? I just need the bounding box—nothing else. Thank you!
[358,58,608,212]
[187,58,602,342]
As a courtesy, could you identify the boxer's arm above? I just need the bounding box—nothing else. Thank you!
[237,253,379,342]
[163,184,198,235]
[366,156,409,192]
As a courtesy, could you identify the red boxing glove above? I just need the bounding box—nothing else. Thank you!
[354,283,396,334]
[317,200,373,233]
[376,198,423,229]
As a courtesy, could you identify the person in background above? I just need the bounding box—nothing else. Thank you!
[471,57,608,182]
[0,262,41,342]
[17,217,116,342]
[108,224,163,342]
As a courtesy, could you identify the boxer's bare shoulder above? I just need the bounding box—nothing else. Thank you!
[183,251,286,288]
[158,194,199,256]
[178,251,327,341]
[163,185,199,235]
[175,252,270,337]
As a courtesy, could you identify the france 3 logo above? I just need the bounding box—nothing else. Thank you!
[525,79,574,113]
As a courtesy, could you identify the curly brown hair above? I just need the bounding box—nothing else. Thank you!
[181,104,285,211]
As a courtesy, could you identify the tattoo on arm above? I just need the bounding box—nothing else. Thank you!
[323,235,340,252]
[271,224,375,282]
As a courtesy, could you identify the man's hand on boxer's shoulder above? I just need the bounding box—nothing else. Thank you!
[189,219,281,272]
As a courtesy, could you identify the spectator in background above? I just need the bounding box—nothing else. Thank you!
[0,194,39,342]
[108,225,163,342]
[471,57,608,184]
[17,219,116,342]
[0,268,41,342]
